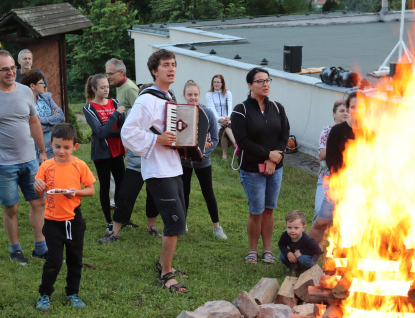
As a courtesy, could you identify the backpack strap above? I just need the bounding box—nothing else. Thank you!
[270,100,280,114]
[231,102,246,171]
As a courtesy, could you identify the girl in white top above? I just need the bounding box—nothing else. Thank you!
[206,74,236,160]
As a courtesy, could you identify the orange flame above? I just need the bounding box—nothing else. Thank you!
[325,25,415,316]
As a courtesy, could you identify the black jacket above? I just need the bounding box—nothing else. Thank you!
[83,98,125,161]
[231,95,290,172]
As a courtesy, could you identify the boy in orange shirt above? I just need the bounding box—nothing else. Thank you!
[33,123,96,311]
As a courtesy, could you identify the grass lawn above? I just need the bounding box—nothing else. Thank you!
[0,116,318,317]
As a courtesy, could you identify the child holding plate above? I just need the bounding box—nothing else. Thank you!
[33,123,96,311]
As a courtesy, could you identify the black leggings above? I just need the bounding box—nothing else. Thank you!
[113,168,158,224]
[181,165,219,223]
[94,155,125,223]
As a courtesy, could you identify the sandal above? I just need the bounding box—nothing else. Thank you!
[158,272,188,293]
[245,250,258,264]
[155,262,188,279]
[261,250,276,263]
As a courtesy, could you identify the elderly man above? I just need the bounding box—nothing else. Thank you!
[16,49,48,88]
[98,58,161,242]
[0,50,48,265]
[105,58,138,111]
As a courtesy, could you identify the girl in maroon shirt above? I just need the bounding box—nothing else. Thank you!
[83,74,126,230]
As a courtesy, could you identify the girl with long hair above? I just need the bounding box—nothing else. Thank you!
[83,74,126,230]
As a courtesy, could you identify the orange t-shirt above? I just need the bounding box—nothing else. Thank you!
[35,157,96,221]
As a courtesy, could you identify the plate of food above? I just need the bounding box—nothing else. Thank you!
[47,189,74,195]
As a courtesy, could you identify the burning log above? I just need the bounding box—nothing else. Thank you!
[332,273,352,300]
[307,286,341,306]
[321,305,342,318]
[408,282,415,304]
[318,275,340,289]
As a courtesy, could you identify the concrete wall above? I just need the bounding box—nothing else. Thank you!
[130,26,353,158]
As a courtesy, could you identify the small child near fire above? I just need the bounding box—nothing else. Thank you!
[33,123,96,311]
[278,210,322,272]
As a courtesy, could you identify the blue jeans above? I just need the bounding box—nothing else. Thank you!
[35,130,54,163]
[279,252,318,270]
[318,191,335,221]
[239,167,283,215]
[0,159,45,206]
[313,176,329,224]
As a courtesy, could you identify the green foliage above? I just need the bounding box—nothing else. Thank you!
[284,0,308,13]
[322,0,338,11]
[245,0,286,15]
[149,0,224,22]
[225,0,247,17]
[68,106,84,144]
[67,0,138,99]
[341,0,383,12]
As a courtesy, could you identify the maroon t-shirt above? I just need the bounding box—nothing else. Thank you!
[90,99,125,158]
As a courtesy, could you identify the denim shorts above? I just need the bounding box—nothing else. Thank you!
[0,159,45,206]
[239,167,283,215]
[317,191,335,221]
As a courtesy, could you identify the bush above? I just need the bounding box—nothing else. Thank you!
[68,106,87,144]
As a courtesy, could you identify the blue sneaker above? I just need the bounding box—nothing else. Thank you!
[36,295,51,311]
[66,294,85,308]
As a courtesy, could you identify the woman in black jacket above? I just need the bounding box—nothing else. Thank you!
[231,67,290,264]
[83,74,126,230]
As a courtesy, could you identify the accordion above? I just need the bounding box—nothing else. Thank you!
[164,102,209,162]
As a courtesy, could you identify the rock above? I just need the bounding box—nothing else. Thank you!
[233,291,260,318]
[177,310,204,318]
[259,303,293,318]
[292,304,315,316]
[193,300,241,318]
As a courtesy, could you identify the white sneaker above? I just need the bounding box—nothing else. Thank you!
[185,223,188,232]
[213,226,227,240]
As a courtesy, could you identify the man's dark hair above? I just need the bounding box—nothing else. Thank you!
[147,49,176,81]
[246,67,269,84]
[51,123,77,144]
[20,70,44,87]
[346,91,357,108]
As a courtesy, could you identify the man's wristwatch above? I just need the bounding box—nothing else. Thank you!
[38,150,47,154]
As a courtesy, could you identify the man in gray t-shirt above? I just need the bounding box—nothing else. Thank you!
[0,50,48,265]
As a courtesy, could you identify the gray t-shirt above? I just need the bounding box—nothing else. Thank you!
[0,83,37,165]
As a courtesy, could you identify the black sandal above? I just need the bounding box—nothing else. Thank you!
[158,272,188,293]
[155,262,188,279]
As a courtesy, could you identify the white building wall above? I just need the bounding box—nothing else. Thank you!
[130,27,352,158]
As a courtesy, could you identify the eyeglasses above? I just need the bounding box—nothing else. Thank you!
[36,81,45,86]
[105,70,121,77]
[212,81,222,84]
[252,78,272,85]
[0,65,17,73]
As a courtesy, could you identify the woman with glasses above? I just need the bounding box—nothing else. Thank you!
[231,67,290,264]
[206,74,236,160]
[21,70,64,161]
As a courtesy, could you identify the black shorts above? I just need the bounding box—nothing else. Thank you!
[146,176,186,236]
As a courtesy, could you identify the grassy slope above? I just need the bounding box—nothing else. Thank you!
[0,140,317,318]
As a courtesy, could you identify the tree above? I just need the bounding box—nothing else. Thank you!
[67,0,138,100]
[149,0,224,22]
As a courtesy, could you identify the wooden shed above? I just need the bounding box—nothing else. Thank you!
[0,3,93,120]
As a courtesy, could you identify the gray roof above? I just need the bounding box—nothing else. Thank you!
[133,12,415,84]
[0,3,93,39]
